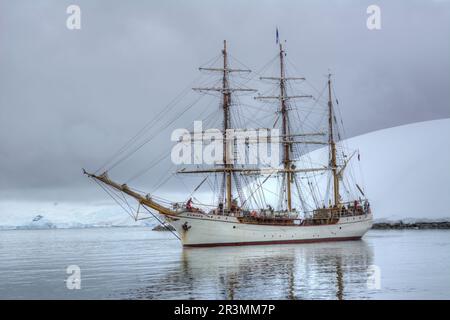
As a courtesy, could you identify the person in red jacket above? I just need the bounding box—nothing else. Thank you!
[186,198,193,211]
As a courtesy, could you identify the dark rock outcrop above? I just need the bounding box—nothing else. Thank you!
[372,221,450,230]
[152,224,176,231]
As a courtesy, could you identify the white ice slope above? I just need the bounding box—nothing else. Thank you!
[305,118,450,220]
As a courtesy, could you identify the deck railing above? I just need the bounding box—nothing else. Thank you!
[173,200,370,220]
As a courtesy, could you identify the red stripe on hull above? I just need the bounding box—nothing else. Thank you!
[183,236,362,248]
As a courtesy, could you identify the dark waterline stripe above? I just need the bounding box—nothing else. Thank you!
[183,236,362,247]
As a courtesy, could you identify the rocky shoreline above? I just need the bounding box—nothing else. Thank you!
[372,221,450,230]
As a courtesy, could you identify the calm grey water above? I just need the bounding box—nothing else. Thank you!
[0,227,449,299]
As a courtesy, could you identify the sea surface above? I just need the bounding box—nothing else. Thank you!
[0,227,449,299]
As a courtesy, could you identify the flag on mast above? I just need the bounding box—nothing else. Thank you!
[276,27,279,44]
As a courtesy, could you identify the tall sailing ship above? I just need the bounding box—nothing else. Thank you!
[84,40,373,247]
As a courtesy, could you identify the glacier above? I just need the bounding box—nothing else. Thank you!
[0,201,155,230]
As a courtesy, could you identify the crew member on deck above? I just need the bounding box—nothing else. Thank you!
[186,198,193,211]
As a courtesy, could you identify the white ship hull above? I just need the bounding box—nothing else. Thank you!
[166,212,373,247]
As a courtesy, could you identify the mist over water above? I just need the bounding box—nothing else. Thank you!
[0,227,449,299]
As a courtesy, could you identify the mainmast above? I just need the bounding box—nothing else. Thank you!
[279,43,293,212]
[328,74,340,206]
[256,42,313,212]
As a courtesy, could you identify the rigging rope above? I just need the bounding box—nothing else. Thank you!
[105,94,206,172]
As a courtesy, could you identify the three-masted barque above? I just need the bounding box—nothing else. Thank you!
[85,40,373,247]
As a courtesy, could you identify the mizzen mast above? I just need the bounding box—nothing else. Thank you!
[327,74,340,206]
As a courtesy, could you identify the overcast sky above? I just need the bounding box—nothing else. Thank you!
[0,0,449,202]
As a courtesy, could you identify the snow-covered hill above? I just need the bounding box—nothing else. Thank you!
[0,118,449,229]
[354,118,450,220]
[305,118,450,221]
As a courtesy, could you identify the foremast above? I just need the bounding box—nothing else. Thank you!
[222,40,233,210]
[191,40,256,211]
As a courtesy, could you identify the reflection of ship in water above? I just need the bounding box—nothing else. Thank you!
[128,240,373,299]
